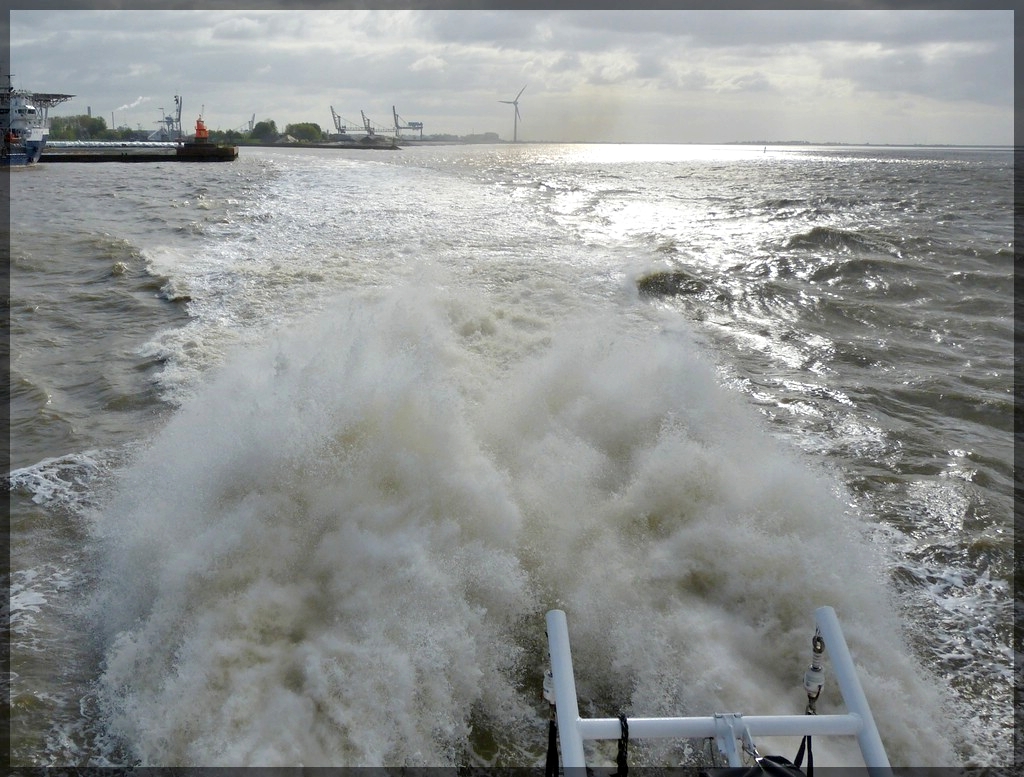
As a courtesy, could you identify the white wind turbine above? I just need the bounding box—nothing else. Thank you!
[499,85,526,142]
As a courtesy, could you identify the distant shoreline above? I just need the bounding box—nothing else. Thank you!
[257,139,1014,150]
[49,138,1014,153]
[518,140,1016,149]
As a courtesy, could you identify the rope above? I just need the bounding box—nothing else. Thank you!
[792,630,824,776]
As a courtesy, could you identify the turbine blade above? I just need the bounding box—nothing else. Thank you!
[516,84,527,100]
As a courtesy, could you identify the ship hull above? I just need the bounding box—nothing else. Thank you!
[4,141,45,165]
[2,150,29,166]
[25,126,47,162]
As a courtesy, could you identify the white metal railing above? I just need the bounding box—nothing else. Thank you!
[545,606,892,777]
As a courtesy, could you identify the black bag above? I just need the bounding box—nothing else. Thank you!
[700,753,807,777]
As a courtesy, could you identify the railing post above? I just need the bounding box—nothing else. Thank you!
[546,609,587,771]
[814,606,893,777]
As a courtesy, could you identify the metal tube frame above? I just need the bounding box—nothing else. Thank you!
[545,606,892,777]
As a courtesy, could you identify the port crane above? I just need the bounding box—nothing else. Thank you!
[393,106,423,138]
[330,106,387,135]
[331,105,364,135]
[150,95,182,140]
[360,110,377,136]
[331,105,422,139]
[235,113,255,133]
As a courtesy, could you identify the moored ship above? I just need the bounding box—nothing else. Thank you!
[2,70,73,166]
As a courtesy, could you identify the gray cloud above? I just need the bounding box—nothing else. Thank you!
[821,34,1013,106]
[417,10,543,47]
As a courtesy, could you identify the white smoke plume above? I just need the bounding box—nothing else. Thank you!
[116,96,150,111]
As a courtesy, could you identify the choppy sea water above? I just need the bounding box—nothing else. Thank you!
[6,143,1014,768]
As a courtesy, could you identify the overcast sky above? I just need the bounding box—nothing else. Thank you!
[7,7,1016,145]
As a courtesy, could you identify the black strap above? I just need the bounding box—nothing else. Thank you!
[794,735,813,777]
[612,713,629,777]
[545,715,559,777]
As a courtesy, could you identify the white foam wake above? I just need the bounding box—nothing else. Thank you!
[89,281,961,767]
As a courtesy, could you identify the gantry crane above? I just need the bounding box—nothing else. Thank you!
[393,106,423,139]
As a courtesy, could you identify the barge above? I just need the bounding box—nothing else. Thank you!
[41,115,237,163]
